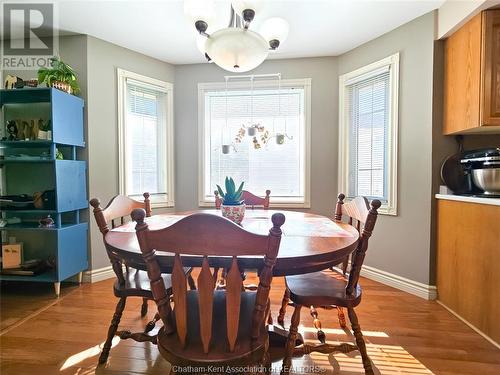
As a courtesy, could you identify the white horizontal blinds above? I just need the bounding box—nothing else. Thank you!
[206,88,304,199]
[125,79,167,197]
[346,68,389,201]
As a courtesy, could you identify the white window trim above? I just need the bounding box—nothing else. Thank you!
[117,68,175,208]
[197,78,311,208]
[338,53,399,216]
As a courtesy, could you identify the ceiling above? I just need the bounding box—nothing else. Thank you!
[47,0,445,64]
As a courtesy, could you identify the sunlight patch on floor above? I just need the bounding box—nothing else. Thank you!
[59,336,121,371]
[300,326,389,338]
[304,340,434,375]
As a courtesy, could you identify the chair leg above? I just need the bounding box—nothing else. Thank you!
[266,299,273,325]
[140,298,148,317]
[99,297,126,365]
[337,306,347,329]
[281,304,302,375]
[144,312,160,333]
[277,287,290,327]
[187,274,197,290]
[342,255,349,275]
[309,306,326,343]
[347,307,373,375]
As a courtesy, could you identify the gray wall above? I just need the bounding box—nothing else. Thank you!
[174,57,338,215]
[86,36,175,270]
[338,12,436,285]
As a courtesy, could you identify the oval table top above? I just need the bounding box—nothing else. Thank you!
[104,209,359,276]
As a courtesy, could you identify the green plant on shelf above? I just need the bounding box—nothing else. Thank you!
[38,56,80,95]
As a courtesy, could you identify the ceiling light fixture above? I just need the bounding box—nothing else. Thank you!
[184,0,289,72]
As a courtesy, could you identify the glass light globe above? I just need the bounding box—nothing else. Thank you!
[205,27,269,72]
[259,17,289,43]
[184,0,215,25]
[196,35,207,54]
[231,1,263,16]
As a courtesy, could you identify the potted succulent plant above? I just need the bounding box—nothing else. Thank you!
[216,177,245,224]
[38,56,80,95]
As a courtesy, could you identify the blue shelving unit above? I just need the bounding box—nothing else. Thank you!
[0,88,88,296]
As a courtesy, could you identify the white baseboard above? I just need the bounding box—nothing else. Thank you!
[436,300,500,350]
[82,265,116,283]
[360,264,437,300]
[84,263,437,301]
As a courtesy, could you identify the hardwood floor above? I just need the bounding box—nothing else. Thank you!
[1,274,500,374]
[1,281,78,332]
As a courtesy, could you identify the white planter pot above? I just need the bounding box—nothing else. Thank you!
[221,203,246,224]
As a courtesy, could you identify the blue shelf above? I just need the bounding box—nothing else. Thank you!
[0,271,57,283]
[0,223,82,231]
[1,88,85,147]
[0,140,52,148]
[0,87,88,292]
[0,159,54,163]
[0,209,57,214]
[0,87,52,104]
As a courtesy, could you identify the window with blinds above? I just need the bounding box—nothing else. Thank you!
[339,53,399,215]
[346,70,389,200]
[200,80,310,206]
[118,69,174,206]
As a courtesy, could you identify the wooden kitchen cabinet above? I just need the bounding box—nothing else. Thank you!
[443,10,500,134]
[436,199,500,345]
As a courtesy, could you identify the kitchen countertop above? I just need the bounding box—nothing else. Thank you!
[435,194,500,206]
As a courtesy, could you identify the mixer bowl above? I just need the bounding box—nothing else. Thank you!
[472,168,500,194]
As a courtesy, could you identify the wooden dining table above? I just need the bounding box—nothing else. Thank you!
[105,209,360,277]
[105,208,359,349]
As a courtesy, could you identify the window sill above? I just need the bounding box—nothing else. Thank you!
[377,206,397,216]
[198,201,311,209]
[151,201,175,209]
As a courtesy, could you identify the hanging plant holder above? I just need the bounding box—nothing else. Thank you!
[275,133,293,145]
[220,73,292,152]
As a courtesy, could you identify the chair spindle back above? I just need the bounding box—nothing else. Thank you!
[131,209,285,354]
[90,193,151,284]
[334,193,381,295]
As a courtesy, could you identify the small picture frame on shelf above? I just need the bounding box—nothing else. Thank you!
[1,243,23,269]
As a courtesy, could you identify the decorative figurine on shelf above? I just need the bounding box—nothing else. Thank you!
[4,75,23,89]
[18,120,34,140]
[24,79,38,88]
[6,120,19,140]
[33,192,44,209]
[38,215,55,228]
[37,119,51,140]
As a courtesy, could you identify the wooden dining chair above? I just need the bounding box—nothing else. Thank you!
[215,189,271,209]
[278,194,381,375]
[90,193,195,365]
[214,188,272,290]
[128,209,285,371]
